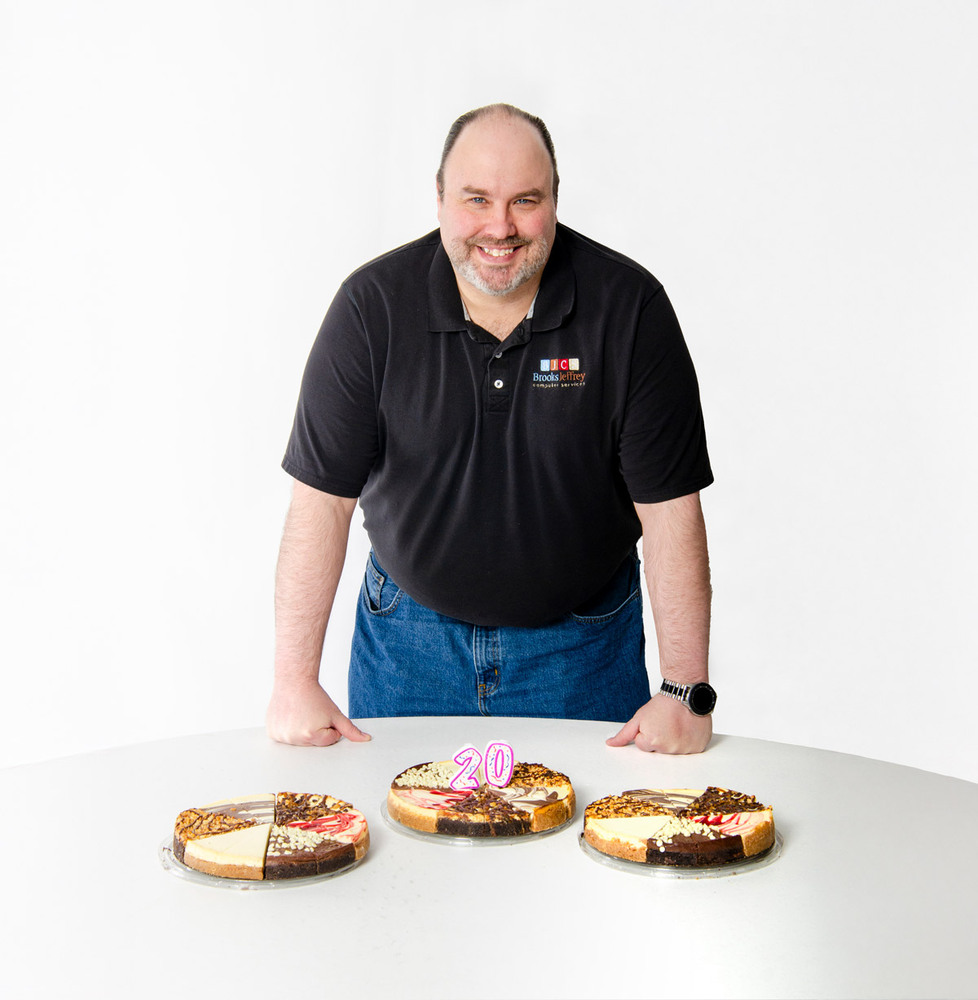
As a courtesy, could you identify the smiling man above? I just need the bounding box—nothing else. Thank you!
[437,109,556,316]
[267,104,716,754]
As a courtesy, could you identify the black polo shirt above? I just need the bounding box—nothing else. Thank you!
[283,223,713,626]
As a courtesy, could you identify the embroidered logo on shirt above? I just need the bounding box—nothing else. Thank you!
[532,357,587,388]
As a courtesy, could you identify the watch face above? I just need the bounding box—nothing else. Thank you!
[688,683,717,716]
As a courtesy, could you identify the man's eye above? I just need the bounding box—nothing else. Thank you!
[469,197,486,204]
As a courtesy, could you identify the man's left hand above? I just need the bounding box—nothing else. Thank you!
[606,694,712,754]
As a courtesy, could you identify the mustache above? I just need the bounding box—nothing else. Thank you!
[465,237,531,249]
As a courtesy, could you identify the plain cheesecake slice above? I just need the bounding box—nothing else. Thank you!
[183,823,272,880]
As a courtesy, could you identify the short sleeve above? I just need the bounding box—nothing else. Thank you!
[281,285,380,497]
[618,287,714,503]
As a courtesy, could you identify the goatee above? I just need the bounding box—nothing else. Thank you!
[446,235,551,297]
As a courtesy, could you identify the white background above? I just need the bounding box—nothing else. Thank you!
[2,1,975,781]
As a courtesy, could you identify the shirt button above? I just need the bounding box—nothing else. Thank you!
[494,351,502,358]
[493,379,504,389]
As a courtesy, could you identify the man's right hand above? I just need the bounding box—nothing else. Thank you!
[268,482,367,748]
[266,676,372,747]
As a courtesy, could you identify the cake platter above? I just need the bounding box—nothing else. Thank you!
[578,829,783,879]
[382,800,577,846]
[158,840,364,890]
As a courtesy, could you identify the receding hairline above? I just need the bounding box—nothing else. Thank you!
[436,103,559,202]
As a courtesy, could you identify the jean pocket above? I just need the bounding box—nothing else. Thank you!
[570,551,641,623]
[363,552,404,616]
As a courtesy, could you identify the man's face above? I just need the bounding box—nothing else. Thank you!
[438,114,557,298]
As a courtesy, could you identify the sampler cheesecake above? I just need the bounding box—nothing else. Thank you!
[171,792,368,880]
[583,787,775,867]
[388,760,575,837]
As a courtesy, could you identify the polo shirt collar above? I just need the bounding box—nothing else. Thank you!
[426,223,576,334]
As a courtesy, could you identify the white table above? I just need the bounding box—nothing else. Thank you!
[3,717,975,999]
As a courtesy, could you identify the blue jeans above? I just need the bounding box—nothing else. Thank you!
[348,551,650,723]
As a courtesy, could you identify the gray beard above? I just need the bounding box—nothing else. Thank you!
[447,236,551,297]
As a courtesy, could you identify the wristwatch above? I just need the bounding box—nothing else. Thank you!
[659,679,717,717]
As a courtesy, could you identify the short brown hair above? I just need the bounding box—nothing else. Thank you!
[436,103,559,203]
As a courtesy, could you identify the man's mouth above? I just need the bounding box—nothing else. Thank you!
[469,240,528,260]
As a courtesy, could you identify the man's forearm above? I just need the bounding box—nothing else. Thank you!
[635,493,712,684]
[274,481,357,683]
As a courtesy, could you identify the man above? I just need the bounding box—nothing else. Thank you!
[266,104,715,754]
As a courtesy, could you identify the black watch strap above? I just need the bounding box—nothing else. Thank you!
[659,679,717,717]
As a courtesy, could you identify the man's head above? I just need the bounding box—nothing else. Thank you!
[437,104,558,299]
[437,104,559,203]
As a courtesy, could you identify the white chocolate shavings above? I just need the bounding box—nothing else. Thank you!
[266,825,328,856]
[651,817,719,850]
[393,761,460,788]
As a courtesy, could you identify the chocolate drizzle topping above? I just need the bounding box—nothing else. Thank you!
[275,792,352,824]
[681,787,768,816]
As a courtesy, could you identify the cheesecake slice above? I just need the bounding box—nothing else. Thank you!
[183,823,273,880]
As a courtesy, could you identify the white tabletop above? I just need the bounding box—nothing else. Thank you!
[3,717,975,999]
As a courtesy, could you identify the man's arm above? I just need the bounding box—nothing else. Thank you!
[265,479,371,746]
[607,492,713,754]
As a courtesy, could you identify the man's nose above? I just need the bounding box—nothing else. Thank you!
[483,203,517,238]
